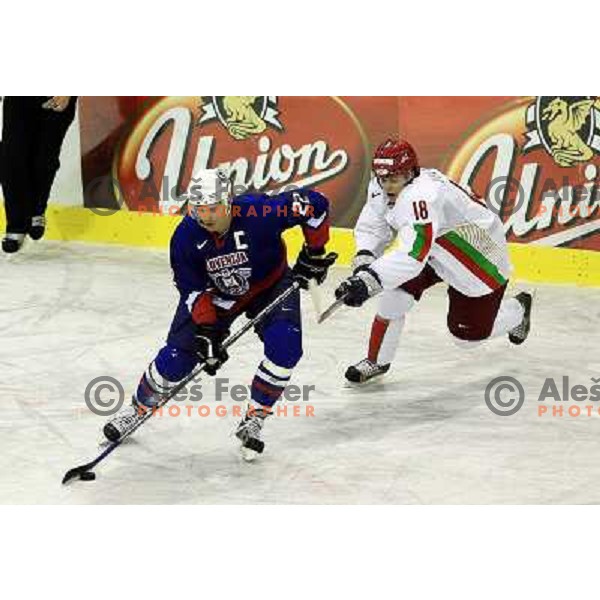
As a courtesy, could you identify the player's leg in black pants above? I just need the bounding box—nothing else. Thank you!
[29,97,77,240]
[1,97,37,252]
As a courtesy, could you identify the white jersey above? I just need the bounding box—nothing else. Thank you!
[354,169,512,297]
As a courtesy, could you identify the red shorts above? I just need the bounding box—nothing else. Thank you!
[400,264,507,341]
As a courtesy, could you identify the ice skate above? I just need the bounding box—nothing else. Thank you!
[508,292,533,345]
[103,398,146,442]
[236,406,270,462]
[345,358,390,384]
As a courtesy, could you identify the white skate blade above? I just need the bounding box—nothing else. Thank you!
[240,446,259,462]
[344,370,390,389]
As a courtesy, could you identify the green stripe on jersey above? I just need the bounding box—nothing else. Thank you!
[408,223,430,261]
[442,231,507,285]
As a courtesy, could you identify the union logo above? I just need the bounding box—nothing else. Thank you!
[112,96,372,225]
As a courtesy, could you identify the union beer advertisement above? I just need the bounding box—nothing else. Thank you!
[401,96,600,250]
[79,96,600,250]
[78,96,398,228]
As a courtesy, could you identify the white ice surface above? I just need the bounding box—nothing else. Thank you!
[1,240,599,504]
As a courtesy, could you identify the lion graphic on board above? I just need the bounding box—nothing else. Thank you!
[221,96,267,140]
[541,97,600,166]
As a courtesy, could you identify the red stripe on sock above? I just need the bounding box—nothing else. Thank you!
[252,377,284,400]
[368,316,390,363]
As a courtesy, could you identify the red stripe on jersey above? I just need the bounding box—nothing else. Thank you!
[416,223,433,262]
[191,292,218,325]
[368,316,390,363]
[302,217,330,251]
[210,231,227,249]
[437,237,501,290]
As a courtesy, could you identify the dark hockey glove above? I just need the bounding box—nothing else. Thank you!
[194,325,230,376]
[292,245,338,290]
[351,249,376,274]
[334,267,383,307]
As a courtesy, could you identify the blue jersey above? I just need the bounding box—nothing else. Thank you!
[170,189,330,318]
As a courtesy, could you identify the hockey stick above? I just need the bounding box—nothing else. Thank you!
[307,280,324,320]
[62,280,301,484]
[303,252,339,321]
[317,293,348,324]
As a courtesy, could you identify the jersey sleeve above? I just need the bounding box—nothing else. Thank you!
[370,191,440,290]
[354,204,394,258]
[267,189,331,251]
[169,226,211,301]
[354,178,394,257]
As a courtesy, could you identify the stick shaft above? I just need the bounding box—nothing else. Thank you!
[317,294,347,324]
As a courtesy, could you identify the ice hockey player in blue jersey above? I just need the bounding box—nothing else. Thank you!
[103,168,336,460]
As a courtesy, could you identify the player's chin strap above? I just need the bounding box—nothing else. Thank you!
[62,281,302,485]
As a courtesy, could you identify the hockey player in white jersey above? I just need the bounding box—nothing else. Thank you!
[336,138,532,384]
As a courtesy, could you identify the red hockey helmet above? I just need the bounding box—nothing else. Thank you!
[372,138,419,179]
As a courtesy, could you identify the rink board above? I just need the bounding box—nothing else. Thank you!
[1,202,599,287]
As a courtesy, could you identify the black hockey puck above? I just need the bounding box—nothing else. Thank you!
[80,471,96,481]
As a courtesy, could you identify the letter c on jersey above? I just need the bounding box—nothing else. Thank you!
[234,231,248,250]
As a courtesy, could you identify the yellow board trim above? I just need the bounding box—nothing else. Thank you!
[1,203,599,287]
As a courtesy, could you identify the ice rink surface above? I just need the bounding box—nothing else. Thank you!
[1,241,599,504]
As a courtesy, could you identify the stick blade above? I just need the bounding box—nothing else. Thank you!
[62,464,92,485]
